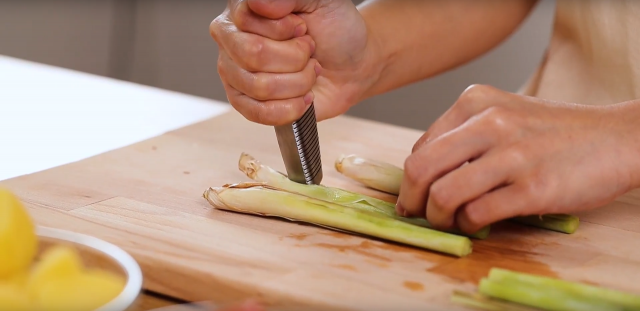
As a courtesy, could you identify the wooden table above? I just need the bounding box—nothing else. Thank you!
[128,292,180,311]
[4,110,640,310]
[0,54,230,311]
[3,54,640,311]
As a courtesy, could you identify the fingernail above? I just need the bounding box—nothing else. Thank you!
[395,203,406,217]
[303,91,314,106]
[293,23,307,37]
[314,62,322,76]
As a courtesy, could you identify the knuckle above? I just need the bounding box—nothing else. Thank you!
[216,56,227,77]
[482,106,512,131]
[242,38,266,71]
[251,74,274,100]
[293,38,313,67]
[429,181,454,212]
[505,146,528,168]
[276,15,295,35]
[308,61,319,81]
[521,176,550,213]
[412,133,430,153]
[455,84,496,110]
[403,155,428,186]
[463,200,482,221]
[231,4,250,30]
[459,84,489,102]
[209,19,220,41]
[246,101,267,124]
[209,12,228,41]
[247,100,290,126]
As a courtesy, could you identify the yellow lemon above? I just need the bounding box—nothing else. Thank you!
[26,244,84,297]
[0,281,31,311]
[34,269,125,311]
[0,188,37,278]
[5,270,28,289]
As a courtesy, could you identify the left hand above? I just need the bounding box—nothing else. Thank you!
[396,84,640,234]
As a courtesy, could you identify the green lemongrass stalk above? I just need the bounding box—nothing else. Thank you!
[333,154,580,234]
[238,153,489,239]
[488,268,640,310]
[478,278,624,311]
[450,290,541,311]
[203,183,473,257]
[510,214,580,234]
[334,154,404,195]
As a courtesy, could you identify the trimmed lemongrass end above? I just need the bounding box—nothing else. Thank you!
[450,290,540,311]
[334,154,403,195]
[511,214,580,234]
[238,152,398,215]
[203,183,472,257]
[488,268,640,310]
[478,278,622,311]
[238,153,488,240]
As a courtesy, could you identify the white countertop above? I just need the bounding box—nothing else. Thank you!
[0,55,230,181]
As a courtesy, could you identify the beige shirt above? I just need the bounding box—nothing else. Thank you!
[520,0,640,106]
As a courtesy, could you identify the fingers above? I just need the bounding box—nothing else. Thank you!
[412,84,512,153]
[218,50,319,101]
[456,182,538,234]
[425,146,522,230]
[398,117,496,219]
[232,1,308,41]
[247,0,317,19]
[398,106,524,225]
[210,19,315,73]
[221,80,313,126]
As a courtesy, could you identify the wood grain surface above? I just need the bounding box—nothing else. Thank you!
[127,292,181,311]
[3,111,640,310]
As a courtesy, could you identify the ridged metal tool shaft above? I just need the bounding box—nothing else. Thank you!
[274,103,323,185]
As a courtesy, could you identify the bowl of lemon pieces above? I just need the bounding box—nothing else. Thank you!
[1,188,143,311]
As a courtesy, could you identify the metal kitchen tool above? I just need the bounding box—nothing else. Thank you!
[274,102,323,185]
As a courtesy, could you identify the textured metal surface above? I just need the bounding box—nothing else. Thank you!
[274,103,323,185]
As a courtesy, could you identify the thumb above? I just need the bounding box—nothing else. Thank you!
[247,0,317,19]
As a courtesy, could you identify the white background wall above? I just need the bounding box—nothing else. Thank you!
[0,0,556,130]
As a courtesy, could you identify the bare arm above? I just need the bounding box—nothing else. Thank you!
[358,0,540,101]
[210,0,539,125]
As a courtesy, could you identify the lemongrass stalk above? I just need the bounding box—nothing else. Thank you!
[478,278,623,311]
[488,268,640,310]
[450,290,541,311]
[334,154,404,195]
[333,154,580,234]
[510,214,580,234]
[238,153,489,239]
[203,183,472,257]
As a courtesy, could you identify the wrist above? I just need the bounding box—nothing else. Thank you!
[607,100,640,190]
[348,2,396,104]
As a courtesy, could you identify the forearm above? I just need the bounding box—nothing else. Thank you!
[608,99,640,190]
[356,0,539,101]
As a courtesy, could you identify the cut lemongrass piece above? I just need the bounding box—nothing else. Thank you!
[450,290,541,311]
[488,268,640,310]
[203,183,473,257]
[334,154,404,195]
[238,153,489,239]
[510,214,580,234]
[332,154,580,234]
[478,278,622,311]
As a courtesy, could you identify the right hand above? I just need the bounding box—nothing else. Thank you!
[210,0,379,126]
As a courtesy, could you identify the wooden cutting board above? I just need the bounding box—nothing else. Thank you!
[3,110,640,310]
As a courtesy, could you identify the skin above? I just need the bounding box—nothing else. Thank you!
[209,0,640,236]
